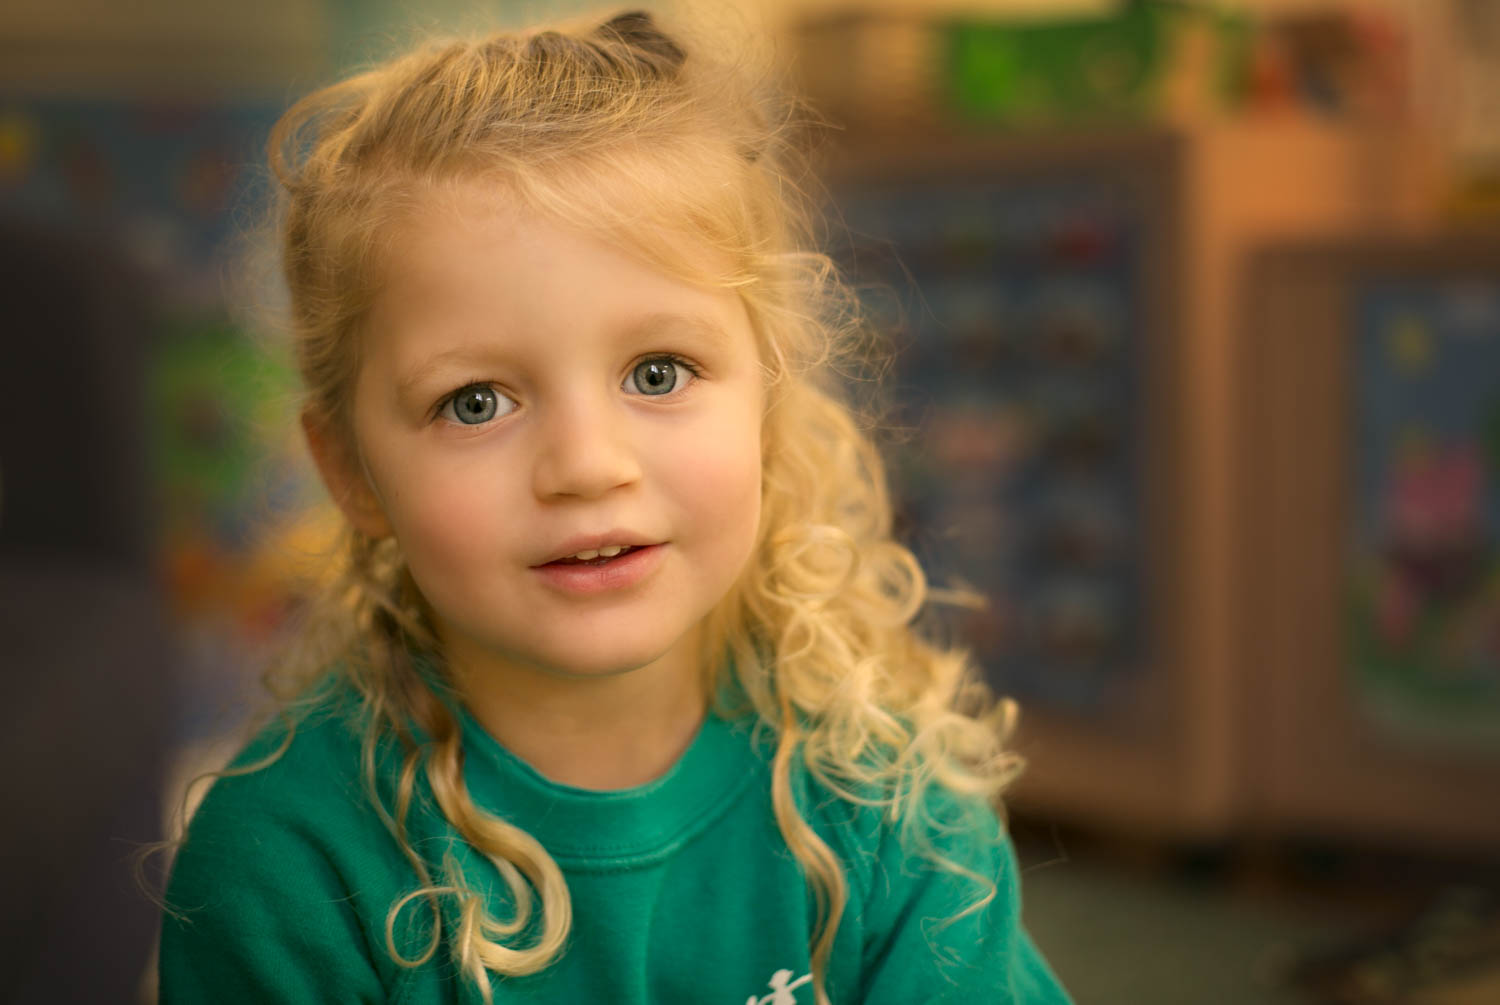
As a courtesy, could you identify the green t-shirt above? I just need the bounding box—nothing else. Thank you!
[159,678,1070,1004]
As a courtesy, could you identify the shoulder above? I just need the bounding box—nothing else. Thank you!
[785,757,1071,1003]
[791,762,1008,907]
[159,677,413,1003]
[727,716,1002,878]
[176,677,374,859]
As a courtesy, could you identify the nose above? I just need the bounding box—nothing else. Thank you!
[530,391,642,501]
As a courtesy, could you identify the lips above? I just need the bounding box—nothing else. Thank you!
[532,542,665,595]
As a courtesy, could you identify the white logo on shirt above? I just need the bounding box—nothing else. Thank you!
[745,968,812,1005]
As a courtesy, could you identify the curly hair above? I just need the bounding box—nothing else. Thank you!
[254,9,1022,1004]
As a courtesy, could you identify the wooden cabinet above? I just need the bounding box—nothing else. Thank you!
[822,119,1497,849]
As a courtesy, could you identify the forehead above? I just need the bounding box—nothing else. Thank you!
[362,182,756,372]
[382,183,728,305]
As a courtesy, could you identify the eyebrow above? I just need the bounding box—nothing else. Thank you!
[395,344,512,401]
[622,311,732,349]
[394,311,732,400]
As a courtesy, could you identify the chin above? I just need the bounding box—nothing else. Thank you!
[529,637,687,680]
[439,609,702,683]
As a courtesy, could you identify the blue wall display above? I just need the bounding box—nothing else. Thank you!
[833,176,1151,715]
[0,97,321,741]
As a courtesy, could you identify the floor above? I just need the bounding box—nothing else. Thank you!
[1014,824,1500,1005]
[1019,848,1356,1003]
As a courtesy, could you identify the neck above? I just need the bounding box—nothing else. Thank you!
[443,638,709,792]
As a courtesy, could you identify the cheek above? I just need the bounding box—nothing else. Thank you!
[672,412,763,550]
[400,488,487,565]
[364,446,513,587]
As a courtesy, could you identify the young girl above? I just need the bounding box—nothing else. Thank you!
[159,10,1071,1004]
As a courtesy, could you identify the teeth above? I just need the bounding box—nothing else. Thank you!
[560,544,633,563]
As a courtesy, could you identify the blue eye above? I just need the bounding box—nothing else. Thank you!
[627,357,687,396]
[439,384,513,425]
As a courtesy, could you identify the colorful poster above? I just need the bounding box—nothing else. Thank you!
[1350,276,1500,747]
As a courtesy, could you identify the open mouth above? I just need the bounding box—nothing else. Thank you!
[546,544,640,567]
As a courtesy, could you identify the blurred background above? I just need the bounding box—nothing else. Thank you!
[2,1,1497,1002]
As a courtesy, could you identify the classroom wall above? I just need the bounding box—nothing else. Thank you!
[0,1,1444,96]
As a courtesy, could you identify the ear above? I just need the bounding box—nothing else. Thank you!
[301,409,393,540]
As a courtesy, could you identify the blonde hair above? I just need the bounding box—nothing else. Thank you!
[260,9,1021,1004]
